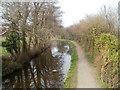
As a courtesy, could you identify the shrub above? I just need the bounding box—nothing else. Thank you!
[95,33,119,88]
[4,32,21,55]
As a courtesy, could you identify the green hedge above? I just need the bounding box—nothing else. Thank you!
[95,33,119,88]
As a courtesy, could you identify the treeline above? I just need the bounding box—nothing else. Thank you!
[64,5,119,88]
[1,1,62,76]
[1,2,62,54]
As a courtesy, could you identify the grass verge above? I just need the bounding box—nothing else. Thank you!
[79,43,94,64]
[0,36,5,42]
[55,39,78,88]
[84,48,94,64]
[0,37,10,56]
[0,47,10,56]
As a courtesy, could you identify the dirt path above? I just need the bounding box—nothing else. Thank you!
[70,41,100,88]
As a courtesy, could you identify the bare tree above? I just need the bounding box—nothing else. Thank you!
[1,1,62,53]
[99,5,117,34]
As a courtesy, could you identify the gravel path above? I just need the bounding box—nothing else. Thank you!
[71,41,100,88]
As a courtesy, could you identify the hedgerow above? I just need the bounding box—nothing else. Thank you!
[95,33,119,88]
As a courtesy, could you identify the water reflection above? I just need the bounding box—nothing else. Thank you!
[2,41,72,88]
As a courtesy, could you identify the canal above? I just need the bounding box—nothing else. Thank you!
[2,41,72,88]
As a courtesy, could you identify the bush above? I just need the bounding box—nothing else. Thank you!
[95,33,119,88]
[4,32,21,55]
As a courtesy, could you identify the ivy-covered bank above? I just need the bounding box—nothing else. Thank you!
[55,40,78,88]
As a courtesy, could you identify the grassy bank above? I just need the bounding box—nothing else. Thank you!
[79,43,94,64]
[0,47,10,56]
[0,37,29,56]
[0,37,10,56]
[55,39,78,88]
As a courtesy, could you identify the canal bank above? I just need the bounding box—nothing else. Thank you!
[55,40,78,88]
[56,39,100,88]
[71,41,100,88]
[2,41,73,88]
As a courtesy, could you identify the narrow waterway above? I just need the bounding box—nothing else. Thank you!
[2,41,72,88]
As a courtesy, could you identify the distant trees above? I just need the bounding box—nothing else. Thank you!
[67,4,117,50]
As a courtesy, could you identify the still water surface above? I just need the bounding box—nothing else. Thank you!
[2,41,72,88]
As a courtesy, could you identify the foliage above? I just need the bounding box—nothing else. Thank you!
[0,47,10,56]
[1,2,63,77]
[0,37,9,56]
[4,32,21,55]
[65,5,118,87]
[95,33,118,65]
[95,33,119,88]
[1,2,62,51]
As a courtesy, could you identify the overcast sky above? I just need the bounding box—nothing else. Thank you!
[58,0,119,27]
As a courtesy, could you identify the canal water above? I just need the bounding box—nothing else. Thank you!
[2,41,72,88]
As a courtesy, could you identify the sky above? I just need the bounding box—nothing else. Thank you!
[0,0,119,27]
[58,0,120,27]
